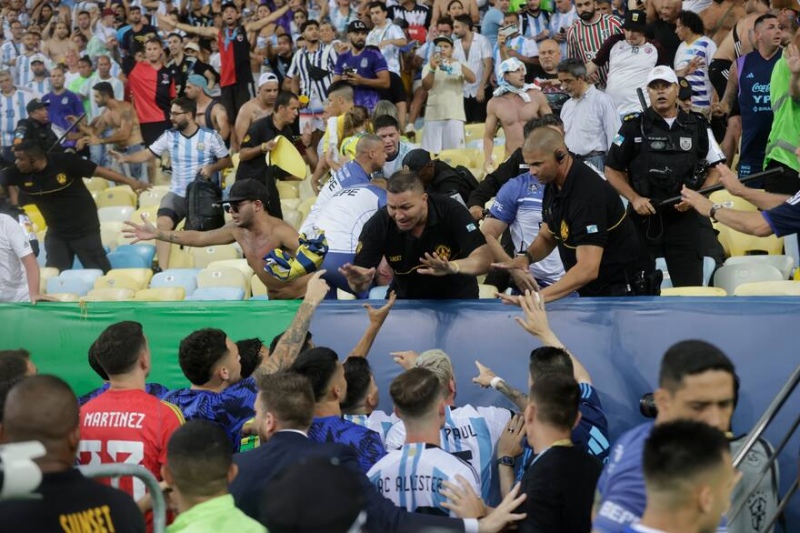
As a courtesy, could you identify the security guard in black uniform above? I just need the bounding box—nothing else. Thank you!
[13,99,62,153]
[605,66,725,287]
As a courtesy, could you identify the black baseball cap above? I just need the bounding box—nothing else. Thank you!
[26,99,49,114]
[623,10,647,32]
[433,35,453,46]
[226,179,269,204]
[221,1,238,11]
[347,20,368,33]
[403,149,433,171]
[677,77,692,101]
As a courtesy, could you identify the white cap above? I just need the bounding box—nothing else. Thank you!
[30,53,47,64]
[183,41,200,53]
[258,72,279,88]
[646,65,678,86]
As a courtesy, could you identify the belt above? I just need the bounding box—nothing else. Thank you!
[577,151,606,159]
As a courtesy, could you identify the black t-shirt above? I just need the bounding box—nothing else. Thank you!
[0,468,145,533]
[1,153,99,238]
[237,115,293,218]
[468,148,526,208]
[354,194,487,299]
[646,19,680,65]
[517,446,602,533]
[542,159,640,296]
[529,65,569,116]
[121,24,159,56]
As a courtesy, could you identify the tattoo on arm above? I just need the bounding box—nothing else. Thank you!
[156,230,182,243]
[259,301,317,375]
[497,380,528,410]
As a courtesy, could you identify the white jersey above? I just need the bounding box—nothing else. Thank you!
[604,39,660,116]
[367,443,480,517]
[302,184,387,253]
[382,140,416,178]
[149,127,229,197]
[0,41,21,82]
[23,78,51,97]
[16,53,38,88]
[301,160,372,234]
[0,214,33,303]
[385,405,511,503]
[343,410,398,445]
[0,89,34,146]
[366,22,405,74]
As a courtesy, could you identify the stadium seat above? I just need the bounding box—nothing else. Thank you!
[283,210,302,230]
[107,251,151,269]
[23,204,46,231]
[657,256,717,289]
[708,189,758,212]
[478,284,499,299]
[71,246,111,270]
[437,149,473,168]
[368,286,389,299]
[207,259,254,280]
[661,287,728,297]
[59,269,104,285]
[129,205,160,223]
[167,246,195,269]
[100,222,123,251]
[197,266,249,297]
[724,255,794,280]
[137,188,168,208]
[733,280,800,296]
[464,123,485,145]
[469,167,485,181]
[713,263,784,295]
[94,275,141,291]
[39,267,60,293]
[115,244,157,267]
[150,269,201,295]
[337,289,356,300]
[276,181,300,199]
[186,287,245,301]
[46,276,95,296]
[94,187,137,208]
[251,274,268,298]
[191,244,240,268]
[84,288,135,301]
[98,206,135,223]
[84,177,110,192]
[719,226,784,256]
[133,287,186,301]
[105,268,154,289]
[47,293,81,302]
[281,198,302,212]
[298,179,316,201]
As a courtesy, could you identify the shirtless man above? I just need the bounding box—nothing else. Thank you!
[185,74,230,143]
[483,58,551,171]
[700,0,746,46]
[74,10,94,41]
[232,72,279,152]
[42,22,79,65]
[76,82,146,182]
[123,180,311,299]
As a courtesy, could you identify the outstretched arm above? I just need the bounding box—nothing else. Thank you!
[347,292,397,358]
[472,361,528,410]
[123,216,238,247]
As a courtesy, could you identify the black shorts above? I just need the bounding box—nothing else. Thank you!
[379,72,408,105]
[221,83,255,126]
[141,121,172,146]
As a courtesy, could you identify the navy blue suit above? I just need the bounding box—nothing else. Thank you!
[230,430,466,533]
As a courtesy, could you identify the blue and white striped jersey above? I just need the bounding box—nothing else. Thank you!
[16,53,39,88]
[23,78,51,97]
[385,405,511,504]
[0,89,34,147]
[367,442,480,517]
[674,37,717,110]
[301,160,372,233]
[382,140,417,178]
[0,41,21,80]
[149,127,229,197]
[343,410,398,446]
[548,7,578,58]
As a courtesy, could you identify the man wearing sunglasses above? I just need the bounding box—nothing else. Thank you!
[124,180,311,299]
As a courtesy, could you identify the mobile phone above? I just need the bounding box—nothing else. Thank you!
[434,45,442,53]
[345,67,358,76]
[499,24,517,38]
[560,27,566,33]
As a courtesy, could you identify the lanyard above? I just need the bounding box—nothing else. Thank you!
[527,439,573,469]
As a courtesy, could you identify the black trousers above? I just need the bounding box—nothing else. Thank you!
[764,160,800,196]
[630,208,724,287]
[221,82,255,131]
[46,231,111,273]
[464,93,488,124]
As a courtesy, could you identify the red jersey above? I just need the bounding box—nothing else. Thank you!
[128,61,175,124]
[78,389,184,500]
[217,26,253,88]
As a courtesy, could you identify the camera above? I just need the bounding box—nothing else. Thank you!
[639,393,658,418]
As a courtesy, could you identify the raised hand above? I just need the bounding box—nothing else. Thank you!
[122,214,158,244]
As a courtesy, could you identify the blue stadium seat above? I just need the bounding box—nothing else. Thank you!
[115,244,157,268]
[59,269,104,286]
[186,287,245,301]
[71,247,111,270]
[46,276,94,296]
[107,251,151,269]
[150,269,202,296]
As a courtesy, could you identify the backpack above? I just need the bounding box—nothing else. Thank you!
[429,163,480,205]
[728,435,780,533]
[184,174,225,232]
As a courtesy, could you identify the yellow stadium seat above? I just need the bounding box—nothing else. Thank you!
[437,149,473,168]
[98,206,135,223]
[129,205,160,223]
[137,188,168,208]
[468,167,485,181]
[84,288,135,301]
[207,259,254,280]
[23,204,46,232]
[191,244,240,268]
[299,179,316,201]
[251,274,268,297]
[168,246,195,269]
[40,267,60,293]
[277,181,300,200]
[733,280,800,296]
[94,275,141,291]
[708,189,758,212]
[718,225,784,257]
[197,266,249,297]
[47,293,81,302]
[105,268,153,289]
[337,289,357,300]
[94,187,137,208]
[661,287,728,296]
[84,177,110,192]
[478,284,499,299]
[464,123,486,144]
[490,145,507,167]
[281,198,302,211]
[133,287,186,301]
[283,210,302,230]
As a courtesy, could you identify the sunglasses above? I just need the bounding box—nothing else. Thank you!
[222,200,252,213]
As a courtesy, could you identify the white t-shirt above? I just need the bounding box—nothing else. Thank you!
[452,33,493,98]
[300,160,372,235]
[0,214,33,303]
[605,39,660,116]
[384,405,511,502]
[366,22,405,74]
[367,442,481,517]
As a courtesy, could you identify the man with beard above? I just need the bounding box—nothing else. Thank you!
[41,22,79,66]
[333,20,391,113]
[123,180,313,299]
[158,1,299,139]
[520,0,552,42]
[185,75,230,144]
[566,0,621,88]
[112,97,231,269]
[119,7,158,67]
[233,73,279,152]
[23,54,50,96]
[236,91,301,220]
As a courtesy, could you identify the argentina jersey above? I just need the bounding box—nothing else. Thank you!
[490,172,565,286]
[149,126,229,197]
[308,415,387,473]
[0,90,33,146]
[310,184,387,253]
[368,443,480,517]
[16,54,36,88]
[382,140,416,178]
[343,410,398,446]
[300,160,372,234]
[23,78,51,97]
[385,405,511,504]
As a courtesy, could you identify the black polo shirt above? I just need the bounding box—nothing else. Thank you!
[1,153,99,239]
[237,114,293,218]
[645,20,681,65]
[542,160,640,296]
[354,195,487,299]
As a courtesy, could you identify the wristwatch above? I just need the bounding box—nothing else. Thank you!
[524,250,535,265]
[497,456,515,468]
[709,203,724,222]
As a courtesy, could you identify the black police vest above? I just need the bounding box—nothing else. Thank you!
[15,119,62,153]
[629,111,705,204]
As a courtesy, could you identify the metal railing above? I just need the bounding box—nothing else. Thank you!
[728,363,800,530]
[79,464,166,533]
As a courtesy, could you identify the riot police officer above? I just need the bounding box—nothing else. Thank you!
[605,66,725,287]
[13,99,62,153]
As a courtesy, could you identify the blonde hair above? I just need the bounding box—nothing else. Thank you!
[342,105,370,139]
[415,349,455,391]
